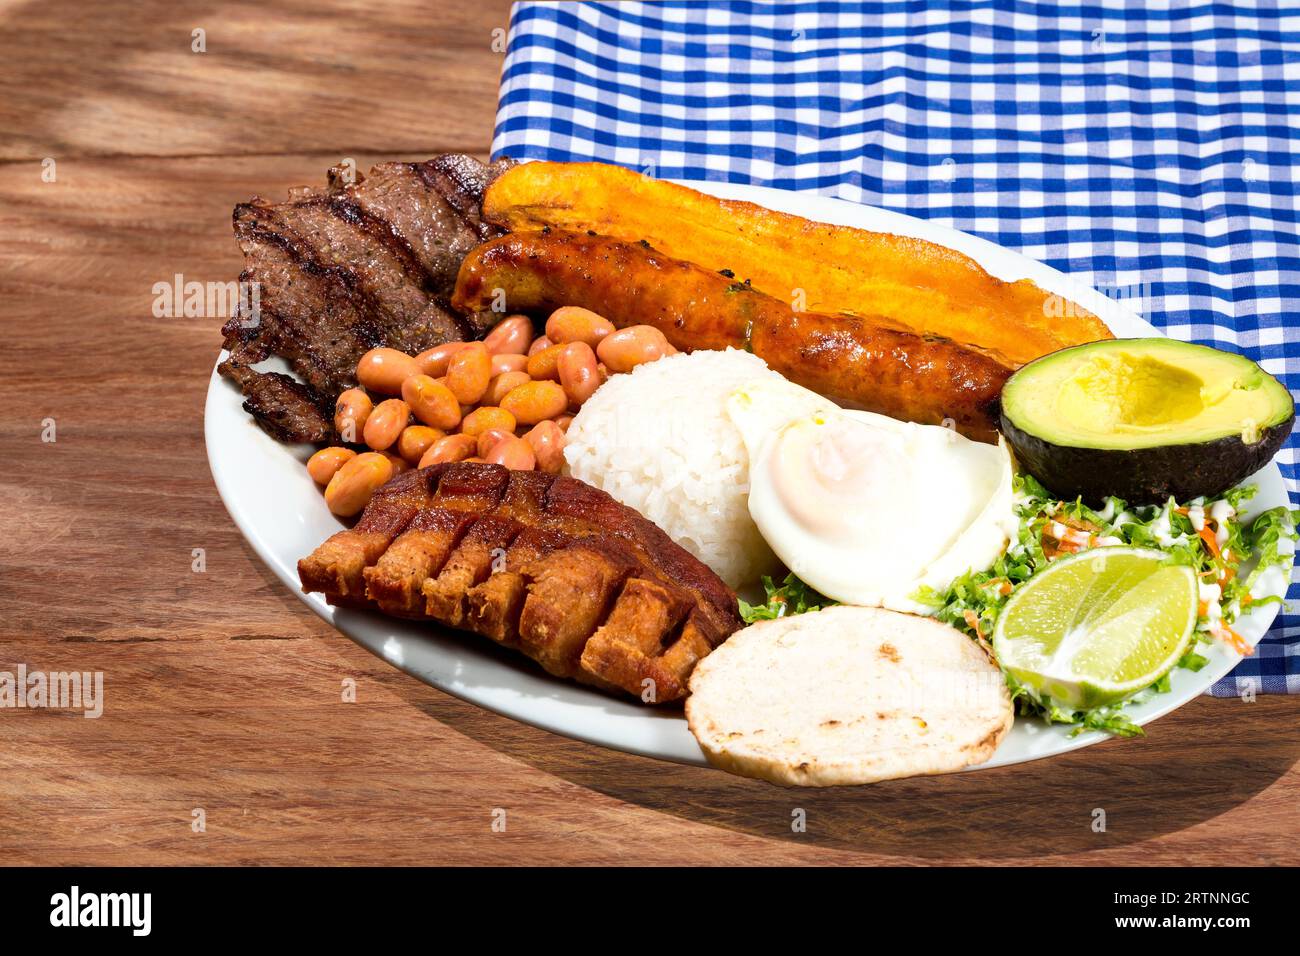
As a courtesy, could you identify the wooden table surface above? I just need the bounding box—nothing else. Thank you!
[2,0,1298,867]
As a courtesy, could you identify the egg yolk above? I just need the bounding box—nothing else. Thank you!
[767,418,906,541]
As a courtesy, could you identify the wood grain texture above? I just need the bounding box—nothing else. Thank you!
[0,0,510,160]
[1,0,1298,866]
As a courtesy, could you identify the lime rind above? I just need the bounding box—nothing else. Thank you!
[991,547,1198,711]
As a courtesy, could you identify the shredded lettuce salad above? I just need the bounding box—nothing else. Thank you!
[738,573,837,622]
[740,474,1297,737]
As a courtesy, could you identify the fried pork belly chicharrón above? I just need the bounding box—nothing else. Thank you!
[219,155,515,443]
[298,463,743,703]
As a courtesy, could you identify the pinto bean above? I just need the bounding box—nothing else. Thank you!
[414,341,467,378]
[333,388,373,444]
[417,433,478,467]
[307,447,356,485]
[596,325,673,373]
[485,434,536,471]
[525,343,566,381]
[325,452,393,516]
[356,348,419,395]
[490,352,529,376]
[401,374,462,431]
[383,452,411,477]
[475,427,515,459]
[500,380,567,425]
[557,341,601,406]
[482,315,535,356]
[396,425,445,465]
[445,341,492,404]
[523,421,566,474]
[461,406,517,438]
[363,399,411,451]
[546,306,615,348]
[486,371,531,406]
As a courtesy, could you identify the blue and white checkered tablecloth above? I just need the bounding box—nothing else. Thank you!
[491,0,1300,695]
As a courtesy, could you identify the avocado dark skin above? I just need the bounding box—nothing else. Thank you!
[1001,408,1294,506]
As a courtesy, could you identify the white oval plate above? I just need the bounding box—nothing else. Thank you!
[205,180,1293,772]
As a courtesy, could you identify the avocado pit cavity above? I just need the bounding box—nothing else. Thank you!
[1058,353,1205,432]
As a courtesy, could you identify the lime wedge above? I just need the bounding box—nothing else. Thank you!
[992,547,1198,711]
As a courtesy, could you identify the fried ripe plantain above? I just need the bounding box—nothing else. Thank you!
[482,161,1112,367]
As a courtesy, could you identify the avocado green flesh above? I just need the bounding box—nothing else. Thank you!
[1002,338,1292,450]
[1000,338,1295,505]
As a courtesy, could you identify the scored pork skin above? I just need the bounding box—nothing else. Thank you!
[298,463,743,704]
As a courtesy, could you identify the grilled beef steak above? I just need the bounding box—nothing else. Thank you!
[298,463,743,703]
[220,154,515,442]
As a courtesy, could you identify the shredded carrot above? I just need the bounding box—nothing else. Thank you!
[984,577,1013,596]
[963,609,995,657]
[1041,512,1099,557]
[1198,599,1209,617]
[1040,533,1065,560]
[1211,622,1252,656]
[1198,526,1223,561]
[1042,528,1085,556]
[1056,512,1100,534]
[1062,528,1096,548]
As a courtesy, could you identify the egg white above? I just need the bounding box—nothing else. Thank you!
[726,379,1016,613]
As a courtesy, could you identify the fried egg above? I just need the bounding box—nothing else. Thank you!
[726,379,1016,613]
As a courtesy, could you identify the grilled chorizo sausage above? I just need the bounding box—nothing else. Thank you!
[453,230,1011,442]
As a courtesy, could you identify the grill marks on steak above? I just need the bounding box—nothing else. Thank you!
[298,463,743,703]
[219,155,515,442]
[220,362,334,443]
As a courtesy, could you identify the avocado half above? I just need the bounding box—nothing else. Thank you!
[1000,338,1294,504]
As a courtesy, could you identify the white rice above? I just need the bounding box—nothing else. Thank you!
[563,348,785,589]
